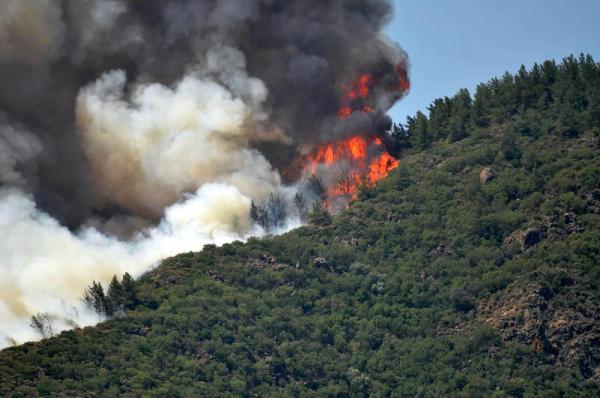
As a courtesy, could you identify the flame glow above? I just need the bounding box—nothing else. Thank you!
[295,64,408,209]
[337,73,377,118]
[336,64,410,119]
[301,135,398,203]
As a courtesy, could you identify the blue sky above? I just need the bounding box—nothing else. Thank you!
[385,0,600,124]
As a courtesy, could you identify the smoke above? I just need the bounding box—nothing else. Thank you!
[0,183,277,347]
[0,49,291,347]
[0,0,408,348]
[76,47,281,218]
[0,0,65,66]
[0,114,42,187]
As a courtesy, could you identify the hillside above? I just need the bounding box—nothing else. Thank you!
[1,54,599,397]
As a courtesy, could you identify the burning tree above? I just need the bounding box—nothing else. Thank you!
[294,193,308,222]
[30,312,54,339]
[250,193,288,231]
[82,281,110,317]
[308,175,328,202]
[298,135,399,210]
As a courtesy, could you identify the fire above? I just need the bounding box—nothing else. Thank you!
[337,106,353,118]
[338,73,376,119]
[337,63,409,119]
[368,151,399,182]
[294,64,407,209]
[345,73,374,100]
[302,135,399,203]
[395,64,410,91]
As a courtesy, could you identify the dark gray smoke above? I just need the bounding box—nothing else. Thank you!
[0,0,408,226]
[0,0,409,348]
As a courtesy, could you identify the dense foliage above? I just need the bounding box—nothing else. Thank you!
[1,55,599,397]
[391,54,599,153]
[81,273,139,317]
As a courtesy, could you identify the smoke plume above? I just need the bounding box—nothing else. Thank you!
[0,0,409,348]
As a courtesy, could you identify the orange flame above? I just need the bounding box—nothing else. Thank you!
[337,63,409,119]
[302,135,398,202]
[395,64,410,91]
[337,106,353,118]
[368,151,399,182]
[295,66,407,208]
[338,73,376,118]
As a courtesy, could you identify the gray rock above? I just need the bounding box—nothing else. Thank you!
[479,167,495,184]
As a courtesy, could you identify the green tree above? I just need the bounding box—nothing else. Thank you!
[553,101,581,138]
[406,111,430,149]
[427,97,452,140]
[447,88,472,142]
[308,201,331,226]
[473,83,493,127]
[391,122,411,153]
[107,275,124,314]
[121,272,139,310]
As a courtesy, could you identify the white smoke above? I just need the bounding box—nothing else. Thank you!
[76,46,282,218]
[0,47,300,349]
[0,183,279,348]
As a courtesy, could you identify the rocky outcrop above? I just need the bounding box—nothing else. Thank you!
[248,253,289,271]
[504,210,585,250]
[334,235,360,247]
[479,167,495,184]
[427,243,450,258]
[503,228,543,249]
[585,189,600,214]
[314,256,328,268]
[478,283,553,351]
[477,281,600,379]
[544,211,584,241]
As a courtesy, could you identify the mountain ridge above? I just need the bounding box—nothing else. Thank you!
[1,54,599,397]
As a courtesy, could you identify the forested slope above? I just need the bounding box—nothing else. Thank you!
[1,54,599,397]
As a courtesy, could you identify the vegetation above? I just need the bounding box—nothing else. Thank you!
[392,54,599,153]
[1,54,599,397]
[81,273,139,318]
[251,175,329,230]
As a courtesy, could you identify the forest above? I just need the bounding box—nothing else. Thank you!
[0,54,599,397]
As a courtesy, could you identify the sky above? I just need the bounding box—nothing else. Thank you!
[385,0,600,124]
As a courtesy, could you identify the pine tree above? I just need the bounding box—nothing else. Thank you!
[407,111,430,149]
[82,281,111,316]
[30,312,53,339]
[107,275,124,314]
[121,272,139,310]
[308,175,328,201]
[308,201,331,226]
[447,89,472,142]
[427,98,452,140]
[391,122,411,153]
[473,83,493,127]
[250,200,260,223]
[554,103,580,138]
[264,193,287,229]
[294,193,308,222]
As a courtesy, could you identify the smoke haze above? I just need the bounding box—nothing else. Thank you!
[0,0,408,348]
